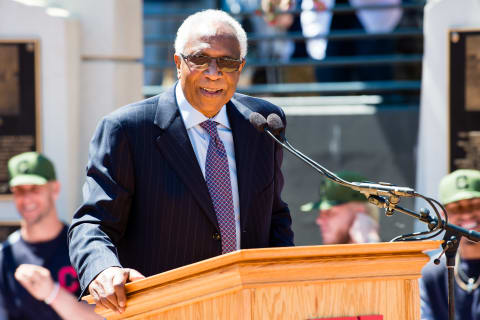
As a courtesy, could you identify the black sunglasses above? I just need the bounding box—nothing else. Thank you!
[180,54,244,72]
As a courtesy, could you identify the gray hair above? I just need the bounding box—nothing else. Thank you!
[174,9,248,59]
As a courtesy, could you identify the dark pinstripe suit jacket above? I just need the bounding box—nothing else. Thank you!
[68,84,294,294]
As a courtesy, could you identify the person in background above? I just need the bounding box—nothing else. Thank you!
[420,169,480,320]
[0,152,101,320]
[301,171,380,244]
[300,0,402,82]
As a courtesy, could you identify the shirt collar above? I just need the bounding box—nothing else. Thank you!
[175,83,231,130]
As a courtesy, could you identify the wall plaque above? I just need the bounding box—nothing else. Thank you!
[449,29,480,171]
[0,40,40,198]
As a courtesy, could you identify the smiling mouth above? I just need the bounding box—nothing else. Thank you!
[462,221,479,229]
[201,87,223,95]
[23,204,37,212]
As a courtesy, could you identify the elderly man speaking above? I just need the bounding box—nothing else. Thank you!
[68,9,294,314]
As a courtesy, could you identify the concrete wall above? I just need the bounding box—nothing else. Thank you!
[58,0,143,210]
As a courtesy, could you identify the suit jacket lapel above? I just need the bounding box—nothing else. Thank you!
[154,85,219,230]
[227,98,259,230]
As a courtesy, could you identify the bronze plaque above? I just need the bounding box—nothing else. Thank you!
[449,30,480,171]
[0,40,39,196]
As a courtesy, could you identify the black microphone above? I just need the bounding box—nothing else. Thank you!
[249,112,285,138]
[249,112,287,145]
[266,113,285,136]
[249,112,268,133]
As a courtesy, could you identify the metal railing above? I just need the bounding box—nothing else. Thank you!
[143,1,425,102]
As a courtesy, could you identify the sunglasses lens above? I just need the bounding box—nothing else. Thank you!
[217,58,242,72]
[187,55,211,68]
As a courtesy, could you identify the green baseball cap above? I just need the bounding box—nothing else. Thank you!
[8,152,56,187]
[439,169,480,205]
[300,171,368,212]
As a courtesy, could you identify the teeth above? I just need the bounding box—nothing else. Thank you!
[202,88,220,93]
[24,204,37,211]
[462,222,478,229]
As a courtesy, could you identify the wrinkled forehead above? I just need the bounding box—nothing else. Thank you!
[184,22,240,55]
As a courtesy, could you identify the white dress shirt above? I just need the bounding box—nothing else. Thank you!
[175,84,241,250]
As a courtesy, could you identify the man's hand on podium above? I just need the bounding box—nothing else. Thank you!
[88,267,145,314]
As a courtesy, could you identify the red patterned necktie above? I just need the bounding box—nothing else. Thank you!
[200,120,236,253]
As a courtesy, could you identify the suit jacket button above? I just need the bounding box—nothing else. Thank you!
[213,233,221,241]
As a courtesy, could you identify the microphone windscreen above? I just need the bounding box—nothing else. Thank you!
[249,112,267,132]
[267,113,284,135]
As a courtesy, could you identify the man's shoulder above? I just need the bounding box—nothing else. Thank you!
[2,230,21,249]
[232,93,285,118]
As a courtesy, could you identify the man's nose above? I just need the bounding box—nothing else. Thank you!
[204,59,222,77]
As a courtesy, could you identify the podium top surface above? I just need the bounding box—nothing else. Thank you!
[84,240,441,304]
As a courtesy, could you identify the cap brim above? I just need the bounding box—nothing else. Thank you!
[443,191,480,205]
[300,201,320,212]
[300,200,343,212]
[9,175,48,187]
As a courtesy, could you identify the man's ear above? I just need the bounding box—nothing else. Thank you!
[238,59,246,72]
[49,181,61,200]
[174,54,182,79]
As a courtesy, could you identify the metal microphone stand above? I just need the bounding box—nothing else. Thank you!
[437,231,460,320]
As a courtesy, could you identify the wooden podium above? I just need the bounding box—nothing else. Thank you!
[84,241,441,319]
